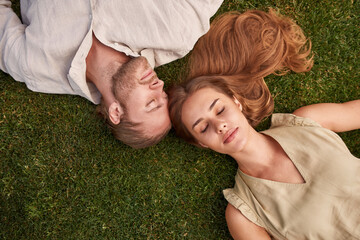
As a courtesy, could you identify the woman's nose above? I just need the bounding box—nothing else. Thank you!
[216,122,227,134]
[149,79,164,90]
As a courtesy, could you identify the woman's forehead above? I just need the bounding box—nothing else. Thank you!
[182,89,220,120]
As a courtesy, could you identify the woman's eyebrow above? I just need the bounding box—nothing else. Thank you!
[192,98,220,129]
[209,98,219,111]
[192,118,203,129]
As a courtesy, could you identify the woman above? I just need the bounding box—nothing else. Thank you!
[168,9,360,240]
[179,8,313,128]
[169,76,360,239]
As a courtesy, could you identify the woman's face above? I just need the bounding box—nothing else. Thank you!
[181,87,252,155]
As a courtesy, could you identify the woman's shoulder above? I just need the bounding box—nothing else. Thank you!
[223,188,264,228]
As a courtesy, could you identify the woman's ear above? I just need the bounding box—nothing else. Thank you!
[198,142,209,148]
[233,96,243,111]
[108,101,124,125]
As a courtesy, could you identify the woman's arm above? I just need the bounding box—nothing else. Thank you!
[225,203,271,240]
[293,100,360,132]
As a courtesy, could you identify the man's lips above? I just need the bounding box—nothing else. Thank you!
[223,128,239,144]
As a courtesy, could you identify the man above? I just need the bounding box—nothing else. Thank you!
[85,35,171,148]
[0,0,223,148]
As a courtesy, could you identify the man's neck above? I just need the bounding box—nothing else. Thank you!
[86,33,130,106]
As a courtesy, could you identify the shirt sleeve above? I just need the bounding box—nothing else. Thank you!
[223,188,265,228]
[0,0,96,100]
[270,113,322,129]
[0,0,28,81]
[92,0,224,68]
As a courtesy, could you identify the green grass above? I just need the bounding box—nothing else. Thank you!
[1,0,359,239]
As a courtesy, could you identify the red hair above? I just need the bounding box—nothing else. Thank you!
[186,9,313,80]
[169,9,313,144]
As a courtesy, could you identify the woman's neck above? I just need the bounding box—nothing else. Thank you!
[230,132,281,178]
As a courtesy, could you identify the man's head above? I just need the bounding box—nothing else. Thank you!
[98,57,171,148]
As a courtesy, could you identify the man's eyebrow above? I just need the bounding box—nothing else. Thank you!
[192,98,219,129]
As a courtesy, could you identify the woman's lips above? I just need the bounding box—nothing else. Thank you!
[223,128,239,144]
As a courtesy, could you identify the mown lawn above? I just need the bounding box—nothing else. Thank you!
[1,0,359,239]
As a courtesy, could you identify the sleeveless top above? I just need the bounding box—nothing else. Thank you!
[223,114,360,240]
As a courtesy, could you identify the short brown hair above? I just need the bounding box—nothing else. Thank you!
[96,102,171,149]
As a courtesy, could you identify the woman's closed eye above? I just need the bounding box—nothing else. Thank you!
[201,124,209,133]
[200,107,224,133]
[217,107,225,115]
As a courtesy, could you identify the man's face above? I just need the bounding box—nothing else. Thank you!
[114,57,171,137]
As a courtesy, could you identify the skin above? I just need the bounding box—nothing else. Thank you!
[86,33,130,108]
[181,87,360,239]
[293,100,360,132]
[115,57,170,136]
[181,88,253,155]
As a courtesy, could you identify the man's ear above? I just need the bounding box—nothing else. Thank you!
[233,96,242,111]
[108,101,124,125]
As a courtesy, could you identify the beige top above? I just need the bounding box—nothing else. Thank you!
[223,114,360,240]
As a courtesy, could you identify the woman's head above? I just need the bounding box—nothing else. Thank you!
[169,8,312,149]
[168,76,273,148]
[177,83,253,155]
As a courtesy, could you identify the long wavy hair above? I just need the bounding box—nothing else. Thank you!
[186,8,313,80]
[168,9,313,145]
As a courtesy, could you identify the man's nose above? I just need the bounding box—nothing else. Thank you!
[149,79,164,90]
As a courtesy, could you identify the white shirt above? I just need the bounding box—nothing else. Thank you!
[0,0,223,103]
